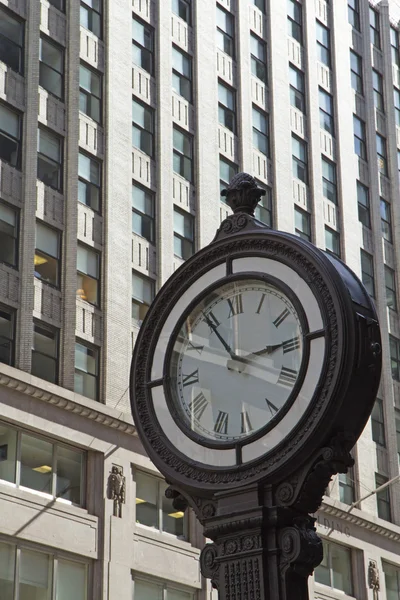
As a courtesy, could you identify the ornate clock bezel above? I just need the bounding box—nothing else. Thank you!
[164,271,311,450]
[130,231,354,491]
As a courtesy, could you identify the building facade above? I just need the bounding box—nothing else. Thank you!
[1,0,400,598]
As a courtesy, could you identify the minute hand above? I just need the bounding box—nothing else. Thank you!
[202,313,239,360]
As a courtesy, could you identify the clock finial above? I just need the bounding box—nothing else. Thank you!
[221,172,266,216]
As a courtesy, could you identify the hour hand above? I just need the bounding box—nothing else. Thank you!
[251,343,283,356]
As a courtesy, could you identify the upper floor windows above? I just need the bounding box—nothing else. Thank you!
[314,540,353,595]
[219,156,237,195]
[325,227,340,257]
[173,126,193,182]
[132,271,155,324]
[0,421,85,505]
[0,103,21,168]
[287,0,302,44]
[316,21,331,68]
[390,335,400,381]
[78,152,101,213]
[294,206,311,241]
[391,27,400,67]
[255,187,272,226]
[369,7,381,50]
[49,0,65,12]
[75,340,99,401]
[0,305,15,366]
[376,473,391,521]
[292,136,308,184]
[348,0,360,31]
[372,69,384,112]
[338,472,355,505]
[385,266,397,311]
[360,250,375,297]
[357,181,370,228]
[0,6,24,74]
[376,133,387,175]
[77,244,100,306]
[174,207,194,260]
[394,89,400,126]
[135,470,186,537]
[0,201,18,268]
[350,50,363,94]
[383,561,400,599]
[216,5,234,58]
[319,88,334,135]
[37,127,63,191]
[353,115,366,160]
[132,17,154,75]
[132,183,155,243]
[172,0,191,25]
[32,321,59,384]
[34,221,61,288]
[289,65,305,112]
[218,80,236,133]
[79,63,102,123]
[381,198,392,242]
[80,0,102,38]
[371,398,385,446]
[172,46,192,102]
[252,106,269,156]
[250,34,267,84]
[253,0,265,11]
[39,36,64,100]
[321,157,337,204]
[132,98,154,157]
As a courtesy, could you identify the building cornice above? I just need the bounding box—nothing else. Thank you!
[320,499,400,542]
[0,367,136,437]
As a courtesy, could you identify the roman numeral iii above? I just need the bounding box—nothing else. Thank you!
[282,336,301,354]
[277,367,298,387]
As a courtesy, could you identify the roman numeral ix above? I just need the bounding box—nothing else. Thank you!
[277,367,298,388]
[189,392,209,421]
[182,369,199,387]
[227,294,244,318]
[214,411,229,434]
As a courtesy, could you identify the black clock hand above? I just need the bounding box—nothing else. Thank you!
[202,312,239,360]
[250,343,284,356]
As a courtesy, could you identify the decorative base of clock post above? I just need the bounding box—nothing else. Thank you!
[198,503,321,600]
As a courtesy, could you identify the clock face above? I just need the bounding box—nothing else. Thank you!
[168,277,306,445]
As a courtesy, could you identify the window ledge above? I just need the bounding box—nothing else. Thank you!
[314,583,356,600]
[135,524,200,555]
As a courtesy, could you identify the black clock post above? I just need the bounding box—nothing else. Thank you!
[130,174,382,600]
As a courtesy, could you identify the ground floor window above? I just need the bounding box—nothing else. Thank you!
[133,576,194,600]
[314,539,353,595]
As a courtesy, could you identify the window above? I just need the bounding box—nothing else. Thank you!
[0,421,84,504]
[81,0,102,38]
[0,103,21,168]
[132,17,153,74]
[385,266,397,311]
[316,21,331,68]
[348,0,360,31]
[172,46,192,102]
[353,115,366,160]
[394,89,400,126]
[357,182,370,228]
[339,472,354,505]
[49,0,65,11]
[319,88,334,135]
[135,470,186,537]
[376,133,387,175]
[0,202,18,267]
[370,7,380,49]
[396,410,400,459]
[172,0,191,25]
[132,98,154,157]
[0,6,24,73]
[371,398,385,446]
[250,33,267,83]
[134,579,192,600]
[376,474,391,521]
[287,0,302,44]
[219,156,237,195]
[255,187,272,226]
[289,65,305,112]
[314,540,353,595]
[216,5,234,57]
[391,28,400,67]
[75,340,99,401]
[0,306,15,366]
[173,127,193,181]
[252,106,269,155]
[372,70,384,111]
[34,222,61,287]
[292,136,308,183]
[381,199,392,242]
[77,245,100,305]
[322,157,337,204]
[360,250,375,297]
[37,127,63,190]
[79,63,101,123]
[383,562,400,600]
[78,152,101,212]
[32,322,59,384]
[218,81,236,133]
[132,183,154,243]
[132,272,155,324]
[350,51,363,94]
[325,227,340,257]
[253,0,265,11]
[390,335,400,380]
[39,37,64,100]
[294,207,311,241]
[174,208,194,260]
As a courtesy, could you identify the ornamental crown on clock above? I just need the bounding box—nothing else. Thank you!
[169,277,304,443]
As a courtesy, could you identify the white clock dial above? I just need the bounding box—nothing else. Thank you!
[168,278,306,444]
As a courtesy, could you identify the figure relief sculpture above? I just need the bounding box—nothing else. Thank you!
[108,465,126,518]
